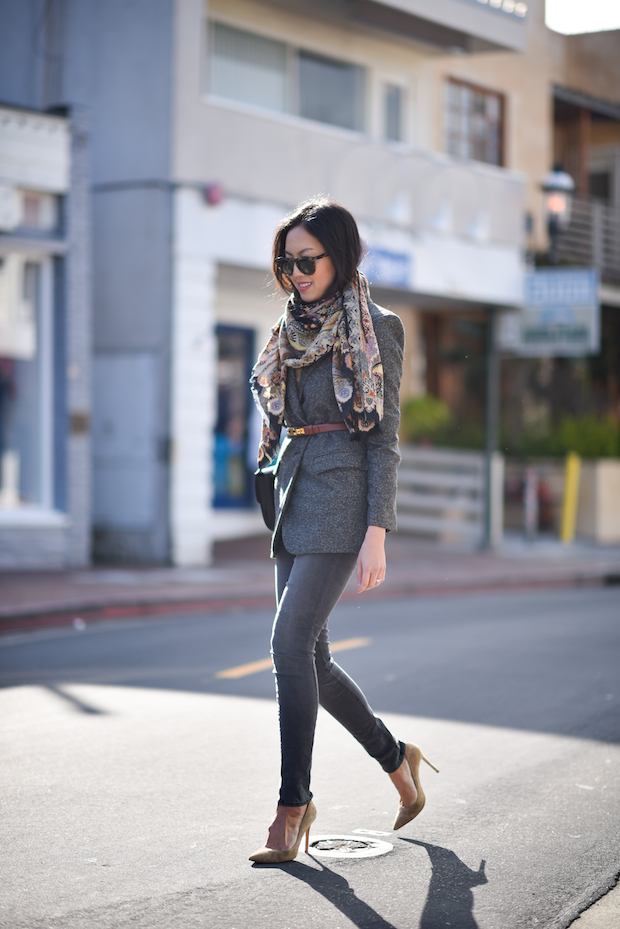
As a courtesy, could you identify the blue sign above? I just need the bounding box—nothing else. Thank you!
[362,248,412,290]
[498,267,600,357]
[524,268,598,308]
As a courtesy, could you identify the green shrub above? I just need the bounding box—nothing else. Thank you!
[400,395,452,443]
[504,413,620,459]
[553,414,620,459]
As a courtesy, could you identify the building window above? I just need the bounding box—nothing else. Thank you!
[210,22,288,113]
[0,254,54,510]
[213,325,254,509]
[384,84,404,142]
[299,51,364,131]
[445,79,504,166]
[208,22,366,133]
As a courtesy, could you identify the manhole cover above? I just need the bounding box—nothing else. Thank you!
[308,835,393,859]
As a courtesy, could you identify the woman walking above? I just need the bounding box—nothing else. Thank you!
[249,197,437,864]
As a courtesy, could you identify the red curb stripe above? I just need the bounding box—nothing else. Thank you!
[0,573,606,636]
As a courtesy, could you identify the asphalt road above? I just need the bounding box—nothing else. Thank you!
[1,586,619,929]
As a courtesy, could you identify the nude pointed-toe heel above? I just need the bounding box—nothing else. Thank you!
[392,744,439,831]
[249,801,317,864]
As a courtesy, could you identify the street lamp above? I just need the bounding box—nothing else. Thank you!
[541,164,575,264]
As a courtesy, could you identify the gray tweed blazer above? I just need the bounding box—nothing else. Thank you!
[271,302,404,557]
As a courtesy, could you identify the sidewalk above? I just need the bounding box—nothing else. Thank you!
[1,532,619,635]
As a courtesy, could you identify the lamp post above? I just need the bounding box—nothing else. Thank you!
[541,165,575,264]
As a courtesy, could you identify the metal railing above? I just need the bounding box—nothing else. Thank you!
[397,445,504,546]
[558,198,620,285]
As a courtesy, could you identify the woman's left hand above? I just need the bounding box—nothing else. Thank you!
[356,526,387,593]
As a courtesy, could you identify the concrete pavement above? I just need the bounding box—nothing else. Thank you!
[571,886,620,929]
[1,662,618,927]
[1,532,620,635]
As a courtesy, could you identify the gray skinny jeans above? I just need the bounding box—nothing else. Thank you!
[272,547,405,807]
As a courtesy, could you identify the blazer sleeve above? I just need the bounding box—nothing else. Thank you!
[365,310,405,531]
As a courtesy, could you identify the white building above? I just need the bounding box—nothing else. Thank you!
[0,103,91,568]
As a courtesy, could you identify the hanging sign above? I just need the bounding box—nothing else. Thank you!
[497,267,600,356]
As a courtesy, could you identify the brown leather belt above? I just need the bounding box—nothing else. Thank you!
[287,422,347,437]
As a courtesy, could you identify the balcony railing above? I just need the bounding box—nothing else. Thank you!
[558,198,620,285]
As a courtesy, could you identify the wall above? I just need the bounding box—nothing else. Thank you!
[422,0,567,253]
[173,0,431,185]
[421,3,620,257]
[64,0,177,563]
[173,0,524,243]
[172,0,525,309]
[0,0,179,564]
[566,32,620,107]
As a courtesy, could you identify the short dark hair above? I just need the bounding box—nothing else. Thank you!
[272,197,364,299]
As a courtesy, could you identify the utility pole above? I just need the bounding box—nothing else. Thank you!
[482,306,503,550]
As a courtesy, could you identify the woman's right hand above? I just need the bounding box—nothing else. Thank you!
[356,525,386,593]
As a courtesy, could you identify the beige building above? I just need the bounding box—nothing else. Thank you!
[169,0,620,562]
[4,0,617,564]
[423,3,620,258]
[170,0,530,562]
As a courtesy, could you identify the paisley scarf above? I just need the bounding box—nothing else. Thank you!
[250,271,383,465]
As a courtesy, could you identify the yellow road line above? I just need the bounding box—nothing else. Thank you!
[215,636,372,680]
[216,657,273,679]
[329,636,371,653]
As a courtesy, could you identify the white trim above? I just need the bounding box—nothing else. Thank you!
[0,506,69,528]
[169,193,218,566]
[38,257,54,509]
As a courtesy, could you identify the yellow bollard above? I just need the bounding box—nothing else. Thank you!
[560,452,581,544]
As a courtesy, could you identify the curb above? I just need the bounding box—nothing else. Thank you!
[0,571,614,636]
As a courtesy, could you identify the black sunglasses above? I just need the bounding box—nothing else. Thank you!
[275,254,327,276]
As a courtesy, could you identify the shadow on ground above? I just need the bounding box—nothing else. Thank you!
[253,839,487,929]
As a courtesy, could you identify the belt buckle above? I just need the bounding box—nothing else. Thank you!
[287,426,306,437]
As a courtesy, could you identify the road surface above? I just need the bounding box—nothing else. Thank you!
[1,586,618,928]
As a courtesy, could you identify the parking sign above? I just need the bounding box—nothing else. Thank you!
[498,268,600,356]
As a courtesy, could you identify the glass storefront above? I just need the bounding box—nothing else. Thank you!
[212,324,254,508]
[0,253,53,510]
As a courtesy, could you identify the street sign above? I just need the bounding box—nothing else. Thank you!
[497,267,600,356]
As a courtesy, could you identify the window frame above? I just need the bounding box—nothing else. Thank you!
[0,252,55,513]
[444,77,506,168]
[205,18,369,136]
[212,323,255,510]
[383,81,406,143]
[208,21,290,115]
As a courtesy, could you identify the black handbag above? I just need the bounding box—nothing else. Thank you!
[254,464,277,531]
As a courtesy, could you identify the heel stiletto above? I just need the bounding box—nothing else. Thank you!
[392,743,439,831]
[249,801,317,863]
